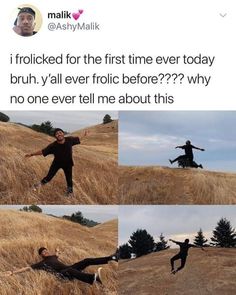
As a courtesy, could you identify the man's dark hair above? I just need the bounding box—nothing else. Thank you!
[18,7,36,17]
[185,239,190,243]
[14,7,36,26]
[54,128,64,136]
[38,247,47,255]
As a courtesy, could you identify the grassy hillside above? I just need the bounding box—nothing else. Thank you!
[119,166,236,204]
[0,210,118,295]
[118,248,236,295]
[0,121,118,204]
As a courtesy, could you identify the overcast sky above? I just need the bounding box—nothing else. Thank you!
[4,111,118,132]
[119,111,236,172]
[119,205,236,248]
[0,205,118,223]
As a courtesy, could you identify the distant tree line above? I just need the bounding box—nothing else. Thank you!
[20,205,42,213]
[63,211,100,227]
[31,121,61,137]
[119,217,236,259]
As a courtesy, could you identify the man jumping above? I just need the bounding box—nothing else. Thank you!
[169,239,205,274]
[25,128,84,196]
[2,247,118,285]
[169,140,205,168]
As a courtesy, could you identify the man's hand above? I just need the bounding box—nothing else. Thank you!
[25,153,32,158]
[201,148,205,151]
[13,26,22,35]
[0,271,13,277]
[55,247,61,256]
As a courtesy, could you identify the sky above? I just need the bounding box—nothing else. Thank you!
[118,205,236,248]
[119,111,236,172]
[4,111,118,132]
[0,205,118,223]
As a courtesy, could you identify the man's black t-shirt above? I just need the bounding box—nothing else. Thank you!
[42,136,80,167]
[180,144,196,158]
[176,242,195,256]
[31,255,69,272]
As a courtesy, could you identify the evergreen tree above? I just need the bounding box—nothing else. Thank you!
[211,218,236,247]
[128,229,155,257]
[119,243,132,259]
[31,121,55,136]
[194,228,208,247]
[103,114,112,124]
[154,233,169,251]
[70,211,86,225]
[0,112,10,122]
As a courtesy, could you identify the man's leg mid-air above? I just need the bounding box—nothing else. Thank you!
[33,162,60,190]
[60,267,103,285]
[175,256,187,273]
[170,254,181,273]
[70,255,118,271]
[169,155,187,165]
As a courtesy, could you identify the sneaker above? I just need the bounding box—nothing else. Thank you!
[65,187,74,197]
[111,251,119,262]
[199,164,203,169]
[95,267,103,284]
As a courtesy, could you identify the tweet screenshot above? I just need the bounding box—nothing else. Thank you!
[0,0,236,294]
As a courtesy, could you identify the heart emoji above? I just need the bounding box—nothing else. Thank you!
[72,12,81,21]
[79,10,84,14]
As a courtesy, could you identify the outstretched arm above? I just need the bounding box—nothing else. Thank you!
[175,146,183,149]
[80,130,89,140]
[192,145,205,151]
[1,266,32,277]
[25,150,43,158]
[169,239,179,244]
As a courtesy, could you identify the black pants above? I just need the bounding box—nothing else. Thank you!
[41,162,73,190]
[170,253,187,272]
[172,155,193,164]
[60,256,112,285]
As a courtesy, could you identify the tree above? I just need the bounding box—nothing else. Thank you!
[31,121,55,136]
[211,218,236,247]
[103,114,112,124]
[20,205,42,213]
[119,243,132,259]
[194,228,208,247]
[63,211,99,227]
[128,229,155,257]
[154,233,169,251]
[70,211,86,225]
[0,112,10,122]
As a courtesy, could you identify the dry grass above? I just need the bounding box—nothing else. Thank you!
[119,166,236,204]
[118,248,236,295]
[0,121,118,204]
[0,210,118,295]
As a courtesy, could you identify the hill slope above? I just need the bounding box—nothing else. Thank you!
[118,248,236,295]
[0,210,118,295]
[0,121,118,204]
[119,166,236,204]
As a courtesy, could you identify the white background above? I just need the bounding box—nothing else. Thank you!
[1,0,235,110]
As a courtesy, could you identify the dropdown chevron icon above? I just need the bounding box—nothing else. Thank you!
[219,13,227,17]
